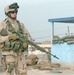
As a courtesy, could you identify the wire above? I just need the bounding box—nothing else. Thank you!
[30,29,50,34]
[55,26,66,29]
[30,26,74,40]
[30,26,69,34]
[34,35,51,40]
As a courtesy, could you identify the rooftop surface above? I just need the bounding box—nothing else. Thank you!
[48,17,74,23]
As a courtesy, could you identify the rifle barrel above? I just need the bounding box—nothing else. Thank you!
[17,33,59,59]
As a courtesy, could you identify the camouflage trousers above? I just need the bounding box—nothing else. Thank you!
[1,51,28,75]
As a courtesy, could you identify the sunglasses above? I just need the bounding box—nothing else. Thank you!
[9,10,18,14]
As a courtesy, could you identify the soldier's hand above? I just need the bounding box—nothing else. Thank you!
[9,34,19,40]
[22,42,28,48]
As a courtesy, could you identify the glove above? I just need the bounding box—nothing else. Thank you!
[9,34,19,40]
[22,42,28,48]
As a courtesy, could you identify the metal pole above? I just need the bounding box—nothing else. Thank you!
[51,22,54,43]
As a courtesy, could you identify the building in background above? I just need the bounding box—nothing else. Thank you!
[48,17,74,68]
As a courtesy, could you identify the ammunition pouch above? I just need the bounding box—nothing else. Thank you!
[22,42,28,49]
[4,39,27,52]
[9,34,19,41]
[4,40,20,52]
[8,64,14,73]
[13,40,21,52]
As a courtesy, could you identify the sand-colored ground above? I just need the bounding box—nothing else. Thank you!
[0,67,74,75]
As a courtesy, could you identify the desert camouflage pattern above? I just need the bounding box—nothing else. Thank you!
[0,18,31,75]
[4,4,15,14]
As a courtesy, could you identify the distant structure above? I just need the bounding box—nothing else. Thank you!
[48,17,74,68]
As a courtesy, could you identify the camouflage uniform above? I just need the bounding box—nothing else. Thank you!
[0,3,31,75]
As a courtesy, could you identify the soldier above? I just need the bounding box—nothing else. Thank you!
[0,3,31,75]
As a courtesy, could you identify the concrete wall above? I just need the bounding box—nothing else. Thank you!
[51,43,74,67]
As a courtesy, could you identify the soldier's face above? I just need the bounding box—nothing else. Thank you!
[8,11,17,19]
[11,13,17,19]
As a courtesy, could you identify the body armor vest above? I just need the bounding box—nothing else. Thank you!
[4,20,28,52]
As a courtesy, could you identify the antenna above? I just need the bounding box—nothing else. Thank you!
[67,26,70,36]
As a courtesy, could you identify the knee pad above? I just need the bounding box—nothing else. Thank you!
[7,63,14,73]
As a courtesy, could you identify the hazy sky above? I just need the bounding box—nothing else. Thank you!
[0,0,74,42]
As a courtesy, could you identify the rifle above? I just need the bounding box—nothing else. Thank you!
[16,32,59,59]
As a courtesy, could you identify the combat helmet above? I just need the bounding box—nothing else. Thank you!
[4,3,19,15]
